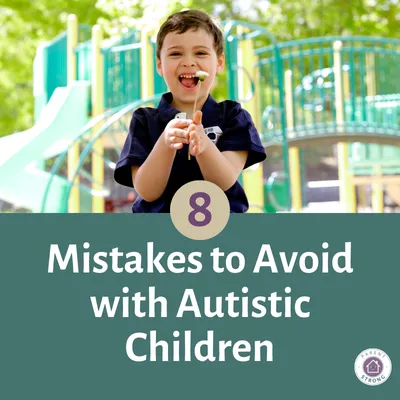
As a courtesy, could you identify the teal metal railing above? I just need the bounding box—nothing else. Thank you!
[223,21,291,209]
[103,41,142,109]
[255,35,400,192]
[257,36,400,142]
[75,29,143,110]
[103,30,142,108]
[40,95,162,213]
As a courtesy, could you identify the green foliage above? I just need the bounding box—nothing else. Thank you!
[0,1,106,137]
[263,0,400,40]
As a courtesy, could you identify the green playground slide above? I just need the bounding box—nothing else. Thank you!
[0,81,91,212]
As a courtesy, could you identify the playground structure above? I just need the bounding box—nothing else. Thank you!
[0,14,399,213]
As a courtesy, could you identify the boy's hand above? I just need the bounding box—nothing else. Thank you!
[187,111,209,156]
[162,118,192,150]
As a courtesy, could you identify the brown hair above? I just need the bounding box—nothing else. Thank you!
[156,10,224,59]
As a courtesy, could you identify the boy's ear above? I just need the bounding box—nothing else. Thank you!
[156,57,163,76]
[216,53,225,74]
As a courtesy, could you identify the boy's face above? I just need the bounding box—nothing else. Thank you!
[156,28,225,106]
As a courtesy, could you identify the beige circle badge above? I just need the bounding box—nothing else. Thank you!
[170,181,230,240]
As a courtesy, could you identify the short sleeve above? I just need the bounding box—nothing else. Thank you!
[114,109,152,188]
[218,102,267,169]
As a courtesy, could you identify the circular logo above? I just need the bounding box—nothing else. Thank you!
[354,348,392,386]
[170,181,230,240]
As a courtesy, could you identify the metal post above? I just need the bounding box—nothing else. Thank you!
[334,41,356,212]
[141,26,155,100]
[275,48,291,207]
[91,25,105,213]
[239,28,264,212]
[372,166,384,213]
[285,70,302,212]
[67,14,80,213]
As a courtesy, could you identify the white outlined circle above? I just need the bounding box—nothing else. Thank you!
[354,348,392,386]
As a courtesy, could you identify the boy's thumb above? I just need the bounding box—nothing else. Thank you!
[194,110,202,125]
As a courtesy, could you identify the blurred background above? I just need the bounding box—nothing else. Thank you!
[0,0,399,213]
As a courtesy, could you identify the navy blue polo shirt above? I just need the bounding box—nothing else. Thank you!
[114,92,266,213]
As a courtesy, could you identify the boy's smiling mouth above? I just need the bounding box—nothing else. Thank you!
[179,74,200,89]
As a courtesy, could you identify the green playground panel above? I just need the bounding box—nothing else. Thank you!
[103,42,141,109]
[36,25,91,113]
[75,29,142,110]
[46,32,67,103]
[349,143,400,175]
[33,31,67,122]
[375,53,400,96]
[103,30,142,109]
[75,40,92,82]
[346,94,400,174]
[152,40,168,95]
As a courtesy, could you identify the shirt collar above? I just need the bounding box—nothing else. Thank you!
[157,92,222,127]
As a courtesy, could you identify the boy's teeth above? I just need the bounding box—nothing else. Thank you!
[180,75,198,88]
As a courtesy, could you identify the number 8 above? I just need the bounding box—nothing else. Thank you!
[188,192,212,227]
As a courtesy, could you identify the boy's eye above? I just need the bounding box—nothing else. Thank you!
[168,51,208,57]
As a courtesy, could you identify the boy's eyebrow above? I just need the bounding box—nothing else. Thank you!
[167,45,212,51]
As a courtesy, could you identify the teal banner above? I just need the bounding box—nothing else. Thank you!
[0,214,398,398]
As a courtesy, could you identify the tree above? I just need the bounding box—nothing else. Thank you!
[262,0,400,40]
[0,1,107,137]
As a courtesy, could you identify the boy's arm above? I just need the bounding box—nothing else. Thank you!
[131,138,175,202]
[132,118,192,201]
[195,147,248,191]
[188,111,248,191]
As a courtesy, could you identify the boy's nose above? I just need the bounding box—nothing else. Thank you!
[183,60,196,67]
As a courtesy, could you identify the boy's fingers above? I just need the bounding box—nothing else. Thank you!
[190,138,200,150]
[191,144,199,156]
[170,128,188,138]
[172,119,192,128]
[169,136,188,145]
[187,123,197,132]
[193,111,202,125]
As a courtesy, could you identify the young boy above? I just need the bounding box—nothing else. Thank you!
[114,9,266,213]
